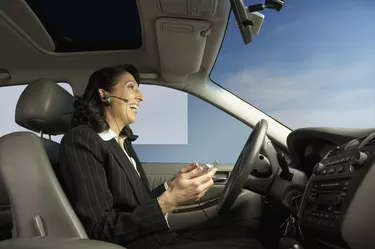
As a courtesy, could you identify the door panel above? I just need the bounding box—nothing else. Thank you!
[143,162,233,204]
[169,189,262,231]
[143,163,262,231]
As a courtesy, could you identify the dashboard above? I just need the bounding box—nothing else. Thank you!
[287,127,375,176]
[286,127,375,249]
[304,142,335,160]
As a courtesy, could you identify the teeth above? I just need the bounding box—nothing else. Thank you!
[130,104,138,110]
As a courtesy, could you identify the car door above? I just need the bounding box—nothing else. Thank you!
[132,87,263,231]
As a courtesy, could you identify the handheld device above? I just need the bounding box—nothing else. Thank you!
[201,160,219,174]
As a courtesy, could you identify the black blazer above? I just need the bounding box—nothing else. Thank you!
[58,124,170,249]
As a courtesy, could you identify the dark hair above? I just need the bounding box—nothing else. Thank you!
[71,64,140,133]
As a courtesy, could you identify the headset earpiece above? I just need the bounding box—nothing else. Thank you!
[104,95,111,105]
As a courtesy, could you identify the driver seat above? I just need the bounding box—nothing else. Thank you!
[0,79,87,238]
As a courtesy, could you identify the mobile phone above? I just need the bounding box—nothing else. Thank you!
[201,160,219,174]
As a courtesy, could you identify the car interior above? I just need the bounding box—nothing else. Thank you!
[0,0,374,249]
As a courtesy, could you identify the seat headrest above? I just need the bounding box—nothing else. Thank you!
[15,79,74,135]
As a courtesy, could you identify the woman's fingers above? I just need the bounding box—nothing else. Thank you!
[169,164,217,205]
[184,166,204,179]
[180,162,199,174]
[194,167,217,184]
[198,176,214,193]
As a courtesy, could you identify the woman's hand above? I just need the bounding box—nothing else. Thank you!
[166,162,199,188]
[158,163,217,214]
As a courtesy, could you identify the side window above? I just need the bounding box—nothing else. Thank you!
[132,85,250,164]
[0,83,73,143]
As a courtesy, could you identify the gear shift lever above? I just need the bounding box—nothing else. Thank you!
[278,237,304,249]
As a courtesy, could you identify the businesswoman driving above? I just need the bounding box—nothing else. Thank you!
[58,65,264,249]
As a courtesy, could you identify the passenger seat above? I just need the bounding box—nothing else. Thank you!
[0,78,87,238]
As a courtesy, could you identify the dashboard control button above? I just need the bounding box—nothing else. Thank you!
[313,163,325,175]
[328,168,336,174]
[350,151,368,171]
[337,166,344,173]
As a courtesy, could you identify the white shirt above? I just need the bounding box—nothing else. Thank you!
[98,129,139,176]
[98,129,170,227]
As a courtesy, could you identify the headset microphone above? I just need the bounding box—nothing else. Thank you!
[104,95,128,104]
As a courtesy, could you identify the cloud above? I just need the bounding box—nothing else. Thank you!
[270,108,375,129]
[220,59,375,129]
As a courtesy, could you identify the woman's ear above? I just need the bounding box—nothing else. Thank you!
[98,89,107,103]
[98,89,111,106]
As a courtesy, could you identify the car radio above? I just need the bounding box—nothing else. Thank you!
[300,132,375,234]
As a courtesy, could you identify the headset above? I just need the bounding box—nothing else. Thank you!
[103,95,130,143]
[104,95,128,105]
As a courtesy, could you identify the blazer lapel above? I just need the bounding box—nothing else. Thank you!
[107,139,148,205]
[124,139,151,192]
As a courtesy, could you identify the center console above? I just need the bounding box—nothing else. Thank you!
[299,133,375,249]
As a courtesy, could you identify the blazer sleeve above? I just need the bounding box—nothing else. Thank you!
[150,183,167,198]
[58,127,169,245]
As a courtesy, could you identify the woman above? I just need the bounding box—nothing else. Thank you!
[58,64,263,249]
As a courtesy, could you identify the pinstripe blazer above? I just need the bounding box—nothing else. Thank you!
[57,124,170,249]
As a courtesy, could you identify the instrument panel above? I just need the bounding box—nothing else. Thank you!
[304,142,336,160]
[299,133,375,249]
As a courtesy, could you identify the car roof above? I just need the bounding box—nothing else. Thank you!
[0,0,230,93]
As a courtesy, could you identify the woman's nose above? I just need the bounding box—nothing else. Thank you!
[136,90,144,102]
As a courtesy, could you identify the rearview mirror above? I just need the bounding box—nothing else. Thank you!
[231,0,284,45]
[230,0,264,44]
[231,0,256,44]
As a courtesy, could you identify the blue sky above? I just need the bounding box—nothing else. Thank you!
[211,0,375,129]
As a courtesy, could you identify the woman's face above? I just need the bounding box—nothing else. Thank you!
[104,72,144,127]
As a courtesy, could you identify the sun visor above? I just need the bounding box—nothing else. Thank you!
[0,0,55,51]
[156,18,211,82]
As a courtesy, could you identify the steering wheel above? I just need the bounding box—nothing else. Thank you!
[217,119,268,214]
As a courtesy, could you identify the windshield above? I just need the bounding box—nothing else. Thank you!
[211,0,375,129]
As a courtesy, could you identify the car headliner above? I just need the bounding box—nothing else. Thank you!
[0,0,230,94]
